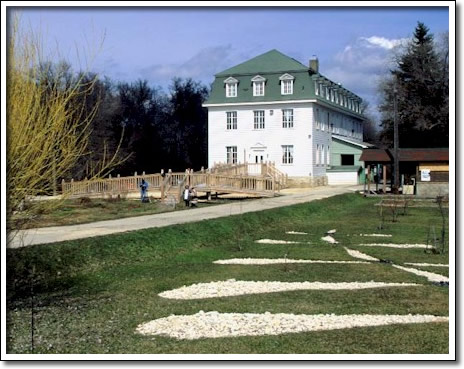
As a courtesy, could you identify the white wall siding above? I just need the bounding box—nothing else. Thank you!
[311,103,332,177]
[327,171,358,185]
[208,102,313,176]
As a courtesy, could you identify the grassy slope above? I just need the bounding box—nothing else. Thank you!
[6,193,449,354]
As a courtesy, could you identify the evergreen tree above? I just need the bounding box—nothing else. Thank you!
[378,22,448,148]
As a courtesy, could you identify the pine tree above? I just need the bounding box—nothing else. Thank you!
[379,22,448,148]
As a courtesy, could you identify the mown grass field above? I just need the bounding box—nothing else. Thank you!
[6,193,450,354]
[11,196,243,229]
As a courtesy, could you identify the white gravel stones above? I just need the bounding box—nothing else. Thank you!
[286,231,308,235]
[213,258,370,265]
[321,235,338,244]
[359,243,429,249]
[405,262,449,267]
[392,264,449,283]
[158,279,420,300]
[135,311,448,340]
[255,239,304,244]
[360,234,393,237]
[326,229,337,234]
[343,247,379,262]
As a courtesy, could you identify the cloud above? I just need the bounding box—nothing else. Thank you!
[360,36,408,50]
[139,45,239,88]
[323,35,411,117]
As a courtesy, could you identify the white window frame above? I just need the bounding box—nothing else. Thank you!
[282,109,294,128]
[226,146,238,164]
[251,75,266,97]
[315,108,320,130]
[282,145,294,164]
[253,110,265,130]
[224,77,238,98]
[322,145,325,165]
[279,73,295,95]
[226,111,237,130]
[316,144,320,165]
[327,145,330,165]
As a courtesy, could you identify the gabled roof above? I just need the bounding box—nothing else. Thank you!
[332,135,375,149]
[216,49,308,76]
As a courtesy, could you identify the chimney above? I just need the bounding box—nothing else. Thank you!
[309,55,319,73]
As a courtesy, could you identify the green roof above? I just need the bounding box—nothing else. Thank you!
[216,49,308,76]
[205,49,363,118]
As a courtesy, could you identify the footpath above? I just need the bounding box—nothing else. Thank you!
[8,185,362,248]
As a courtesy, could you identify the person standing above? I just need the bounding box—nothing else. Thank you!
[183,185,190,207]
[140,179,149,203]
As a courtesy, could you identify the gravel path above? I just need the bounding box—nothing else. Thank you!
[213,258,370,265]
[360,234,393,237]
[405,262,449,267]
[343,247,379,261]
[255,239,306,244]
[359,243,429,249]
[158,279,420,300]
[135,311,448,340]
[392,264,449,283]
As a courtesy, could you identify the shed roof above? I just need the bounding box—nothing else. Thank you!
[359,148,449,163]
[359,149,392,163]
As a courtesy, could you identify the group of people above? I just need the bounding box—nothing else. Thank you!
[183,185,198,207]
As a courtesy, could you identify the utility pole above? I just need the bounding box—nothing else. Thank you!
[393,81,399,193]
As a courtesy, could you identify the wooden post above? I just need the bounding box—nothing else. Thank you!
[160,169,165,199]
[142,171,145,176]
[367,165,371,194]
[375,164,379,193]
[134,171,137,176]
[383,164,387,194]
[61,179,65,195]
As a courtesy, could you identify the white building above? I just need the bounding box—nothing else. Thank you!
[203,49,367,185]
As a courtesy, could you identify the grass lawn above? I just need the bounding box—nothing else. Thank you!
[6,193,450,354]
[11,196,247,229]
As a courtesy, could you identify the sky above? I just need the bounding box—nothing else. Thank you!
[10,4,450,118]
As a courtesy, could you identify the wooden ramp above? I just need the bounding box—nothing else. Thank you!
[61,163,288,200]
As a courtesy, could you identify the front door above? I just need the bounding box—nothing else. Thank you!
[255,155,264,163]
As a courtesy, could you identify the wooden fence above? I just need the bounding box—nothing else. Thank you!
[61,164,284,199]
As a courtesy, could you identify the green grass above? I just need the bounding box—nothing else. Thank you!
[12,196,248,229]
[6,193,450,354]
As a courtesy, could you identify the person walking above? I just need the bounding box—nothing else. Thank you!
[183,185,190,207]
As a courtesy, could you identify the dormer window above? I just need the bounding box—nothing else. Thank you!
[224,77,238,98]
[279,73,294,95]
[251,75,266,96]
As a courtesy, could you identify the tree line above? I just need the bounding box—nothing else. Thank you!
[65,72,209,180]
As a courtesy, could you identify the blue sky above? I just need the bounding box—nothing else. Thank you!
[11,5,450,117]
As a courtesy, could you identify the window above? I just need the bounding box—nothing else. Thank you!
[322,145,325,165]
[327,146,330,165]
[315,109,320,130]
[253,81,265,96]
[279,73,295,95]
[226,146,238,164]
[282,109,294,128]
[282,145,294,164]
[314,82,319,95]
[226,111,237,130]
[251,75,266,97]
[226,83,237,97]
[316,144,320,165]
[224,77,238,98]
[341,154,354,166]
[254,110,265,129]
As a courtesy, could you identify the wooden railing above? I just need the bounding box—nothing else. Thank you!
[61,163,284,199]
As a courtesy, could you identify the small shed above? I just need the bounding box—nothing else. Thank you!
[359,148,449,197]
[326,135,375,185]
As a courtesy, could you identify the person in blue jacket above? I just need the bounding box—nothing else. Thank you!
[140,179,149,203]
